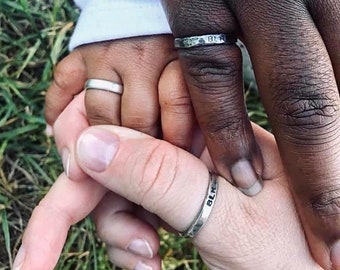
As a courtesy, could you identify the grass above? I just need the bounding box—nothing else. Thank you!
[0,1,268,269]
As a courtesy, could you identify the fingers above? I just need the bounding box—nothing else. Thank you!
[73,124,321,269]
[162,0,263,196]
[92,192,161,269]
[78,42,122,126]
[230,0,340,268]
[45,50,87,127]
[13,173,106,270]
[307,0,340,86]
[106,248,161,270]
[81,35,177,137]
[73,124,279,233]
[75,125,210,233]
[159,60,195,150]
[120,35,177,137]
[53,91,90,181]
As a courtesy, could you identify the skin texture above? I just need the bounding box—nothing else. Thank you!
[43,1,340,267]
[45,35,195,149]
[14,92,322,270]
[162,0,340,268]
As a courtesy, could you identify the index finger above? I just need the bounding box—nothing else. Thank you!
[14,173,106,270]
[162,0,264,196]
[45,50,87,127]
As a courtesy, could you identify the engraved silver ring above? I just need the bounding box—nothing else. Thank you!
[174,34,237,49]
[85,79,123,95]
[179,172,219,238]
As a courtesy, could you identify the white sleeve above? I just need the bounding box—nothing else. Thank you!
[69,0,171,50]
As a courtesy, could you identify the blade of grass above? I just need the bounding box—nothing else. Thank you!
[15,39,42,79]
[1,209,12,268]
[50,22,74,65]
[0,124,39,140]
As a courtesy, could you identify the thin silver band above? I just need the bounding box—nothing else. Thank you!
[180,172,218,238]
[174,34,236,49]
[85,79,123,95]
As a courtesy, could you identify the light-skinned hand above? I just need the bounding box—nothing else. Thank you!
[14,93,322,270]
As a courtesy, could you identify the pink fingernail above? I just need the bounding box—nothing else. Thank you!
[13,245,25,270]
[331,240,340,267]
[45,124,53,137]
[134,261,153,270]
[77,128,119,172]
[61,148,70,177]
[231,159,263,196]
[128,239,153,258]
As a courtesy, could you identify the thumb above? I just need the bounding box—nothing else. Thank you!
[74,125,320,269]
[75,125,212,233]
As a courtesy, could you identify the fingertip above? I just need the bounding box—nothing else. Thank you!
[331,240,340,269]
[60,148,70,177]
[45,124,53,137]
[237,179,263,197]
[127,239,154,259]
[13,246,25,270]
[106,247,161,270]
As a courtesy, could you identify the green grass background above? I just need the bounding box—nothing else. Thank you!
[0,1,268,269]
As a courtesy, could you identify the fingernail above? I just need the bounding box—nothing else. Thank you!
[61,148,70,177]
[77,129,119,172]
[128,239,153,258]
[231,159,263,196]
[331,240,340,267]
[45,124,53,137]
[13,245,25,270]
[134,261,153,270]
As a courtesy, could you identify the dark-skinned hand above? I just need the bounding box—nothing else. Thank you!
[161,0,340,269]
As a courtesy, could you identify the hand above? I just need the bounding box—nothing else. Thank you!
[14,95,321,269]
[45,35,195,149]
[47,41,198,180]
[162,0,340,268]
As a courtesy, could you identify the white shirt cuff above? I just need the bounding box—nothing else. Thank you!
[69,0,171,50]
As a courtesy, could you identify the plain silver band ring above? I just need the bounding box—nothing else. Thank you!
[174,34,236,49]
[179,172,218,238]
[85,79,123,95]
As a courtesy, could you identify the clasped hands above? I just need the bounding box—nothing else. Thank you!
[16,0,340,269]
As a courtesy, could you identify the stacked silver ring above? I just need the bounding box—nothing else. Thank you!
[174,34,236,49]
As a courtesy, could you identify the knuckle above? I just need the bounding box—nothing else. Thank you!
[53,59,82,92]
[271,73,340,144]
[166,0,236,35]
[130,38,152,62]
[124,118,155,130]
[306,185,340,239]
[87,107,118,125]
[205,111,245,138]
[123,113,158,133]
[123,36,175,68]
[161,93,193,115]
[309,186,340,218]
[134,141,179,210]
[181,47,241,94]
[195,92,249,141]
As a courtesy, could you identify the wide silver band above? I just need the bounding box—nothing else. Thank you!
[174,34,236,49]
[85,79,123,95]
[180,172,218,238]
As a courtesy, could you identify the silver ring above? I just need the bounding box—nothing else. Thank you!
[85,79,123,95]
[179,172,218,238]
[174,34,236,49]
